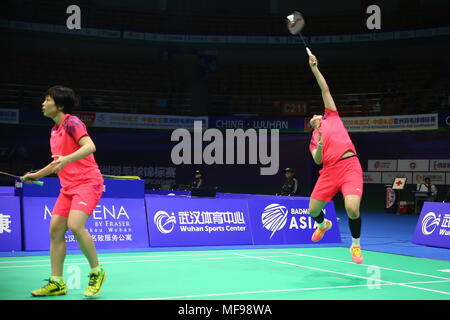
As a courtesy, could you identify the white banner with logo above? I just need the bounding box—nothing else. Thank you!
[341,114,438,132]
[429,159,450,172]
[92,112,208,130]
[382,172,412,185]
[412,172,446,185]
[397,160,430,171]
[0,108,19,124]
[363,172,382,184]
[368,160,397,171]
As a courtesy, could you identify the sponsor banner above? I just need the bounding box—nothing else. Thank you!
[363,172,382,184]
[3,19,450,45]
[247,199,341,245]
[330,34,353,43]
[92,112,208,130]
[145,196,253,247]
[0,108,19,124]
[123,31,146,40]
[429,159,450,172]
[412,202,450,249]
[281,101,308,116]
[394,30,416,39]
[209,116,304,131]
[0,196,22,251]
[372,32,394,41]
[310,35,331,44]
[412,172,446,185]
[397,160,430,172]
[382,172,412,185]
[22,197,149,250]
[385,187,396,209]
[368,160,397,171]
[72,111,97,126]
[341,114,438,132]
[351,33,373,42]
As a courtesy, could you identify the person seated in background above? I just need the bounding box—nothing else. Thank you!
[416,177,438,201]
[443,187,450,203]
[190,170,203,189]
[279,168,298,196]
[416,177,438,212]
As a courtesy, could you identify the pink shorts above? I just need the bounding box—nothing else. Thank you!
[311,156,363,202]
[52,181,103,217]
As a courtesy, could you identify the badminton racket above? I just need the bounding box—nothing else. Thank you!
[0,171,44,187]
[286,11,315,63]
[102,175,141,180]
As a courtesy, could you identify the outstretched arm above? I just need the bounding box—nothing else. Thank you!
[309,55,337,111]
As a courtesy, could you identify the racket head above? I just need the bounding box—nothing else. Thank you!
[286,11,305,35]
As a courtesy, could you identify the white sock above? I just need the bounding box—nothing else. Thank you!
[50,276,64,283]
[352,238,360,247]
[318,219,327,229]
[90,265,101,273]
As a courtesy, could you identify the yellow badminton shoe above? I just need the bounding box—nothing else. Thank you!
[31,278,67,297]
[84,266,106,298]
[311,219,333,242]
[350,246,364,264]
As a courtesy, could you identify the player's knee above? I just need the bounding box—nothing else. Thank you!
[67,222,84,236]
[346,206,360,219]
[309,207,322,217]
[49,225,66,241]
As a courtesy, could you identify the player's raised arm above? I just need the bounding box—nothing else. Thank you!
[309,55,337,111]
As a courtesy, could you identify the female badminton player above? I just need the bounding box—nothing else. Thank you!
[307,55,364,264]
[23,86,106,296]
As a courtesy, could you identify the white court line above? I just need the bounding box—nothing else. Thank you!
[136,280,450,300]
[234,253,450,296]
[438,270,450,273]
[0,251,287,264]
[0,254,296,269]
[282,251,450,281]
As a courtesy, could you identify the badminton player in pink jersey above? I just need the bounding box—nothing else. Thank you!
[307,55,363,264]
[23,86,106,296]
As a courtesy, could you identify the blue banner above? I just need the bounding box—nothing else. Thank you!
[16,177,144,198]
[146,195,253,247]
[146,194,341,247]
[412,202,450,249]
[247,198,341,245]
[22,197,149,251]
[0,196,22,251]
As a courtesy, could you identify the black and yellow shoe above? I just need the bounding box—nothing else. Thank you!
[31,278,67,297]
[84,266,106,298]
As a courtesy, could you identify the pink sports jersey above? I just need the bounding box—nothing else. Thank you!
[309,108,357,168]
[50,114,102,188]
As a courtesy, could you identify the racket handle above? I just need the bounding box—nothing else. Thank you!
[20,177,44,187]
[32,180,44,187]
[306,47,313,57]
